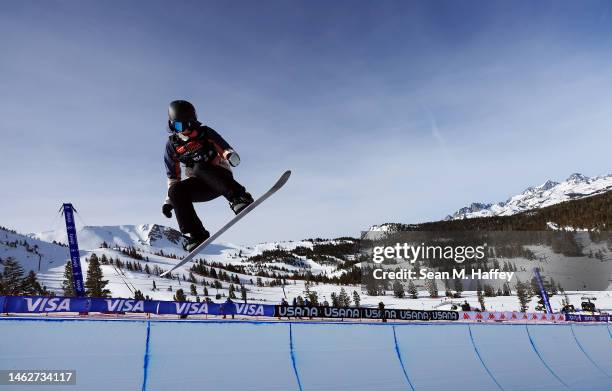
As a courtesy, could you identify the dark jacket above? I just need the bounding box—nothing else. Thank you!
[164,125,234,180]
[163,125,234,201]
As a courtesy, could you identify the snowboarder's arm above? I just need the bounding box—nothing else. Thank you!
[164,140,181,203]
[203,126,241,167]
[204,126,234,155]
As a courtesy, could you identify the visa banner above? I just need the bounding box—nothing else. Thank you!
[0,295,274,317]
[4,296,89,313]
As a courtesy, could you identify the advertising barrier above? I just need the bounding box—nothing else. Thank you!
[1,295,608,322]
[564,314,611,322]
[274,305,459,321]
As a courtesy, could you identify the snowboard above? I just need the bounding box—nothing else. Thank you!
[160,170,291,277]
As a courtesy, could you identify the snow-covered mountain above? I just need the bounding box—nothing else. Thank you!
[33,224,185,257]
[445,173,612,220]
[4,224,356,305]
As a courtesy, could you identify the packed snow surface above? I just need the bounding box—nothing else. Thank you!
[0,317,611,390]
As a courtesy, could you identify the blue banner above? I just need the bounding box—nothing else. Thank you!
[533,267,553,314]
[88,298,159,313]
[0,296,274,317]
[4,296,89,313]
[231,302,273,317]
[63,203,85,297]
[565,314,611,322]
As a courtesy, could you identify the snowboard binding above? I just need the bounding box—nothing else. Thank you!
[229,192,254,215]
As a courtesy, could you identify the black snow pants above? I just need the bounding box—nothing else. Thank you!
[168,164,246,235]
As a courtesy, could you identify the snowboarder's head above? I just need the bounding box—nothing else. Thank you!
[168,100,199,139]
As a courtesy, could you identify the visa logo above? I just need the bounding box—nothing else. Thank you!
[234,303,264,316]
[26,297,71,312]
[175,302,208,315]
[105,299,145,312]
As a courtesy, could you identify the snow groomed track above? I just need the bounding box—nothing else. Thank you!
[0,318,611,391]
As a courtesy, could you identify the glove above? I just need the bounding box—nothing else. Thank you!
[162,203,173,218]
[226,150,241,167]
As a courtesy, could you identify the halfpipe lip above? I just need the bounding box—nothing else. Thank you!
[0,315,595,327]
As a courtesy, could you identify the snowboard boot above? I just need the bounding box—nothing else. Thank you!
[229,192,254,215]
[183,229,210,252]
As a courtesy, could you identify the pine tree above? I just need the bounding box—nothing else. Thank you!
[307,290,319,306]
[1,257,25,295]
[330,292,339,307]
[338,288,350,307]
[352,290,361,307]
[203,286,209,296]
[62,261,76,297]
[502,282,511,296]
[190,283,197,296]
[426,278,439,298]
[85,255,110,298]
[407,280,418,299]
[21,271,43,295]
[365,275,379,296]
[152,280,157,291]
[392,281,405,298]
[516,279,529,312]
[241,285,247,303]
[228,284,237,299]
[483,284,496,297]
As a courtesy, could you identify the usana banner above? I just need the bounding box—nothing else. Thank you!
[273,305,460,321]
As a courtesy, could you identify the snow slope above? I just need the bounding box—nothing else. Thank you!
[0,317,611,391]
[446,173,612,220]
[4,224,612,312]
[34,224,185,258]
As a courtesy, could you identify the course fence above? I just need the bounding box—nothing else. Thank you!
[0,295,608,322]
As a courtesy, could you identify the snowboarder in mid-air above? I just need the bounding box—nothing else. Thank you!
[162,100,254,252]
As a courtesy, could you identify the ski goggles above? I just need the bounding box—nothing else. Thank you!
[169,120,196,133]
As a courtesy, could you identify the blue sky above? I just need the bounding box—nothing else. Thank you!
[1,1,611,243]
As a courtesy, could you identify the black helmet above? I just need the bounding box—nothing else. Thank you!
[168,100,198,132]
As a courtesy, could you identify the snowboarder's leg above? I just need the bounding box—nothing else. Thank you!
[167,177,219,250]
[192,164,254,214]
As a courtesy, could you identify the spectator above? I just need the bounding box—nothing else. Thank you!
[378,302,386,323]
[279,298,289,320]
[223,297,235,319]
